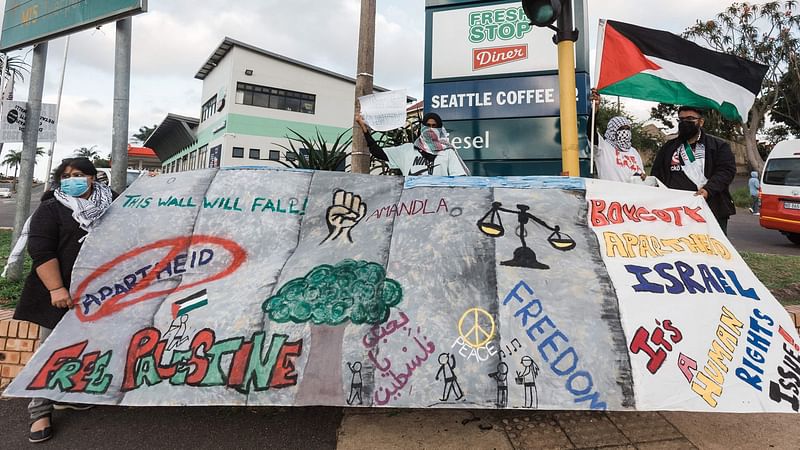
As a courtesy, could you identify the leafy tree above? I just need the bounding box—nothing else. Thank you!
[263,259,403,401]
[681,1,800,171]
[275,128,351,171]
[73,145,99,160]
[649,103,742,141]
[770,61,800,136]
[131,124,157,144]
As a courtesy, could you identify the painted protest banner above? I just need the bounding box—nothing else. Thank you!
[358,90,408,132]
[3,169,799,413]
[0,101,58,143]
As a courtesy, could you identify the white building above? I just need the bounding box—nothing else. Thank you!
[147,37,400,172]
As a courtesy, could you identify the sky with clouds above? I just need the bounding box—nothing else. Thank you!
[0,0,777,179]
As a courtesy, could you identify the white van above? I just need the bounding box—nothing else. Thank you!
[759,139,800,245]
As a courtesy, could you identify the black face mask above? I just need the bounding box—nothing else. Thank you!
[678,121,700,140]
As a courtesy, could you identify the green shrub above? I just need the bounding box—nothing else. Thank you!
[731,186,753,209]
[0,230,31,308]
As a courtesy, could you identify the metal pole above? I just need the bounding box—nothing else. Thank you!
[589,98,596,175]
[111,18,132,192]
[0,54,7,161]
[556,0,580,176]
[7,42,48,281]
[43,37,70,192]
[351,0,376,174]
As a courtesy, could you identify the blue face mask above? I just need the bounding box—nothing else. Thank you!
[60,177,90,197]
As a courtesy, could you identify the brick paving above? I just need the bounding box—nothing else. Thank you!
[489,410,696,449]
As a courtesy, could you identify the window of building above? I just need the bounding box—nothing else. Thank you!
[249,148,260,159]
[236,82,316,114]
[189,150,197,170]
[232,147,244,158]
[201,95,217,122]
[269,150,280,161]
[198,145,208,169]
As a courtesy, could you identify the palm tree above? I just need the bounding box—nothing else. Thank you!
[0,53,31,160]
[73,145,99,159]
[131,124,157,144]
[2,147,44,190]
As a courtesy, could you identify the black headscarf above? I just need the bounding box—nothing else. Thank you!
[421,112,443,128]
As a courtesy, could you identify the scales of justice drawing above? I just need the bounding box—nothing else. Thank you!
[477,202,576,270]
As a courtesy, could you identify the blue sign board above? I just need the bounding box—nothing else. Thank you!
[446,116,589,162]
[426,73,590,122]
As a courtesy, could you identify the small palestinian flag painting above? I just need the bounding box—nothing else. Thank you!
[595,20,768,122]
[171,289,209,319]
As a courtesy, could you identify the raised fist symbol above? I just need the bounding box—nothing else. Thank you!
[322,189,367,243]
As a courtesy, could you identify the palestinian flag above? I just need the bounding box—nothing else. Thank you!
[171,289,208,318]
[596,20,768,122]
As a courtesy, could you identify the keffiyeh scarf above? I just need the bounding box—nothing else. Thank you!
[2,182,114,277]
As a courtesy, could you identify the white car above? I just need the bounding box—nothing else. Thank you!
[0,187,12,198]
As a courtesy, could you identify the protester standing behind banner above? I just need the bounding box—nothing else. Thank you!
[11,158,116,443]
[651,107,736,234]
[595,115,649,184]
[355,112,469,176]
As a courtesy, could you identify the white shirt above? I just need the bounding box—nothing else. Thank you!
[595,135,645,183]
[384,144,469,177]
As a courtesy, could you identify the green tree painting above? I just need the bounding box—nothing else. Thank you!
[262,259,403,403]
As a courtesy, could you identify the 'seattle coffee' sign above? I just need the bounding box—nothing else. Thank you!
[5,168,799,413]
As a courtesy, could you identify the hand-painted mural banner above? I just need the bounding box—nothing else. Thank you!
[425,73,590,121]
[4,168,799,413]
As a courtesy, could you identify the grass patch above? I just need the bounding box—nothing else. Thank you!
[732,186,753,209]
[0,229,31,309]
[741,251,800,306]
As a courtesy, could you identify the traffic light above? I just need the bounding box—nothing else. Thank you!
[520,0,581,176]
[521,0,562,28]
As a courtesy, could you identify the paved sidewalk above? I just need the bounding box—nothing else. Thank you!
[337,408,799,449]
[1,392,797,449]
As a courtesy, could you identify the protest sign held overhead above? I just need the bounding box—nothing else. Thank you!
[358,90,408,132]
[4,169,799,413]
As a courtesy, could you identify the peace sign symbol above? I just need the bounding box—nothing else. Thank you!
[458,307,495,349]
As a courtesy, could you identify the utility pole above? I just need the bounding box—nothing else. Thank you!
[43,37,70,192]
[111,18,132,193]
[351,0,376,174]
[7,42,48,281]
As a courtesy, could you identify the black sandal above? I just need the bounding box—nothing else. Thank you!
[29,413,53,443]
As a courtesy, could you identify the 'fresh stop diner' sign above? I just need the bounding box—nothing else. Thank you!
[429,2,559,80]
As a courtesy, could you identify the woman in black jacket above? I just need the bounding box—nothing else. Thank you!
[13,157,115,443]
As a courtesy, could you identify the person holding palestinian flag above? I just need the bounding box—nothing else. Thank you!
[594,19,768,234]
